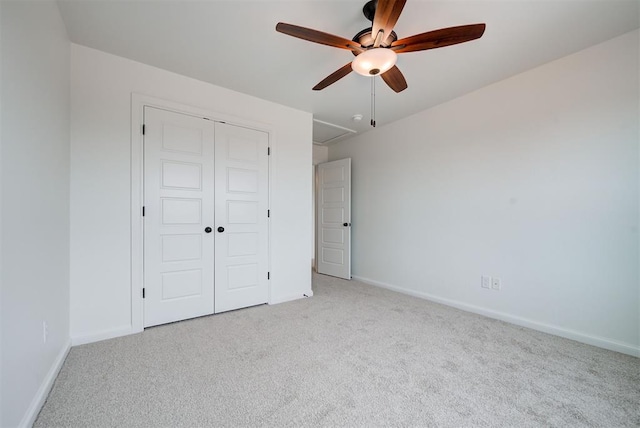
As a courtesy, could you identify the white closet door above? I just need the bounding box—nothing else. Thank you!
[143,107,216,327]
[214,122,270,313]
[316,158,351,279]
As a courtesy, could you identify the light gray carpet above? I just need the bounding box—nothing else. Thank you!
[36,273,639,427]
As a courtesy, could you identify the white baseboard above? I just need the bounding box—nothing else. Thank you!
[19,339,71,428]
[71,325,141,346]
[270,291,313,305]
[353,275,640,358]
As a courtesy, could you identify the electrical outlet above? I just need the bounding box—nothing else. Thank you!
[481,276,491,289]
[43,321,49,343]
[491,277,501,290]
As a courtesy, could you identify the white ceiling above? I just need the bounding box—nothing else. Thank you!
[57,0,639,143]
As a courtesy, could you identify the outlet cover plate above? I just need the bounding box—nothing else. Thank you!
[481,276,491,289]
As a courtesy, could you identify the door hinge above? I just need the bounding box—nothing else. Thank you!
[142,206,145,217]
[267,272,270,280]
[142,124,146,135]
[142,288,145,298]
[267,147,270,156]
[267,209,270,218]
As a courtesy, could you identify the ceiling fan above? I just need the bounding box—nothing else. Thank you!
[276,0,486,93]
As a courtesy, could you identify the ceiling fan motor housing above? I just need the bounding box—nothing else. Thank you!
[352,27,397,54]
[355,0,398,52]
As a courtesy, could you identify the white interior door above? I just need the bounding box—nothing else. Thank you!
[143,107,216,327]
[214,122,269,313]
[317,158,351,279]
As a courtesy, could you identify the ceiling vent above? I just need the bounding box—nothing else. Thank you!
[313,119,357,146]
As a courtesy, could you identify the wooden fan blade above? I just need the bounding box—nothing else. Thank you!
[381,66,407,93]
[391,24,486,53]
[276,23,363,53]
[313,63,354,90]
[372,0,407,47]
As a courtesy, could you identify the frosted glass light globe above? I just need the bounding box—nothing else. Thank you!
[351,48,397,76]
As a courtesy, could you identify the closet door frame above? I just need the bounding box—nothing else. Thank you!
[130,93,274,334]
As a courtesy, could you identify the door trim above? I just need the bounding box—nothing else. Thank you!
[130,93,274,333]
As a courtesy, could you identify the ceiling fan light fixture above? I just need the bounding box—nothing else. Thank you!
[351,48,397,76]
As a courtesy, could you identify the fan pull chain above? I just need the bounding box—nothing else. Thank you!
[370,76,376,128]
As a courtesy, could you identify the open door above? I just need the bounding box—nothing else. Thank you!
[316,158,351,279]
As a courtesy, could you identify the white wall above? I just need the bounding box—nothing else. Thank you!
[312,145,329,266]
[329,30,639,356]
[1,1,3,421]
[70,44,312,343]
[313,145,329,165]
[0,1,71,426]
